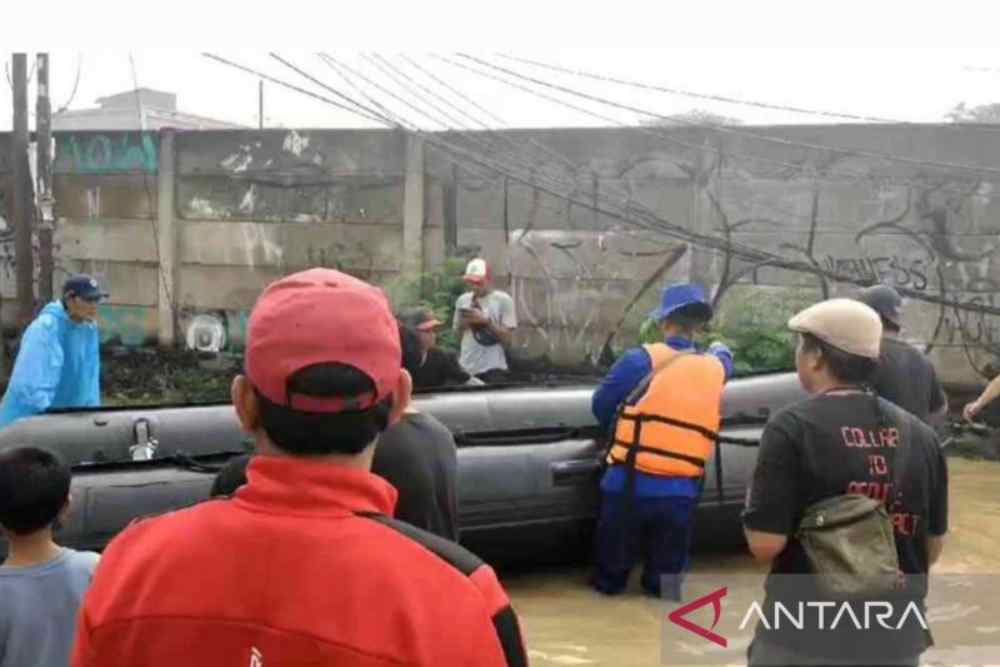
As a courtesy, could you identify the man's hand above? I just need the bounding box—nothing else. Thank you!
[708,341,732,357]
[462,309,489,327]
[964,400,983,422]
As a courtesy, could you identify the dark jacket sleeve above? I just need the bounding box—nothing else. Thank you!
[443,350,472,384]
[591,347,651,432]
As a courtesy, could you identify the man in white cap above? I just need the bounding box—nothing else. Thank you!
[453,258,517,383]
[742,299,948,667]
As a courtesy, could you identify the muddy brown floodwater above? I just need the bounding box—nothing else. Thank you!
[501,458,1000,667]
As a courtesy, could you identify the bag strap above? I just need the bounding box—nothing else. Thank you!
[603,346,693,462]
[622,346,693,406]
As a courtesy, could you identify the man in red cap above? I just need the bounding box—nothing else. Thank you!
[453,258,517,383]
[71,269,527,667]
[399,306,481,390]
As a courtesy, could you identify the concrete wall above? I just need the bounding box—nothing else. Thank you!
[1,124,998,383]
[425,125,1000,382]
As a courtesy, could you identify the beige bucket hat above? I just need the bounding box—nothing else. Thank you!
[788,298,883,359]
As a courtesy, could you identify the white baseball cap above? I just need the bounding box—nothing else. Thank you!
[463,258,491,284]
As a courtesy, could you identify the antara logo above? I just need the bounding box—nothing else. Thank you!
[738,600,928,631]
[667,587,728,648]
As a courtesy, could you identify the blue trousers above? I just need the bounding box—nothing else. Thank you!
[591,491,696,599]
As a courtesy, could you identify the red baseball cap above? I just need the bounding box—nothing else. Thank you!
[246,268,401,413]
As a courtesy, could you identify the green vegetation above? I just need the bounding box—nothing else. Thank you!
[102,349,235,406]
[638,288,814,375]
[385,258,470,353]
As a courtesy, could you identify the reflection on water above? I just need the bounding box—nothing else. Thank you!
[505,458,1000,667]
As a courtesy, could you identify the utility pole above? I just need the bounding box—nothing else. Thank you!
[258,80,264,130]
[11,54,34,331]
[36,53,54,303]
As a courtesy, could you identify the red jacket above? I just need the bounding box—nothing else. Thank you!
[72,456,527,666]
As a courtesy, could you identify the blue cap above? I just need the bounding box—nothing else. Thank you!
[648,283,712,322]
[63,274,108,301]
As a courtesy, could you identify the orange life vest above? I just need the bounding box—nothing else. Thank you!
[608,343,725,478]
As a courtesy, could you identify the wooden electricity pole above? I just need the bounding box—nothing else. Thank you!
[11,54,34,330]
[37,53,54,303]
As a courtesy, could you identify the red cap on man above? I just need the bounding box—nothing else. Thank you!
[246,268,401,413]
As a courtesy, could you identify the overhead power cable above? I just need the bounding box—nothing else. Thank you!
[436,53,1000,201]
[370,53,597,192]
[460,54,1000,178]
[203,52,1000,318]
[399,53,596,176]
[497,53,903,125]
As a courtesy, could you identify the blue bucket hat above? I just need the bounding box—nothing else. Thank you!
[648,283,712,323]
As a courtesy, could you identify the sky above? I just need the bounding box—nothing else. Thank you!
[5,4,1000,132]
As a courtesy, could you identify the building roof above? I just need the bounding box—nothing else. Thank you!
[53,88,247,131]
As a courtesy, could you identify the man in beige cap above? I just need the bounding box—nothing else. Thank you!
[742,299,948,667]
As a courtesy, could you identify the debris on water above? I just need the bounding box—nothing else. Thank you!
[101,347,236,406]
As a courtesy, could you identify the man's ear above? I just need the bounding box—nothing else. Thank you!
[806,347,825,374]
[388,369,413,427]
[232,375,260,434]
[53,495,72,531]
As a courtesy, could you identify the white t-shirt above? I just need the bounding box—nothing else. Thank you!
[452,290,517,376]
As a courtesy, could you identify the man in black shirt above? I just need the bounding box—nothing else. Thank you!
[743,298,948,667]
[858,285,948,425]
[371,400,460,542]
[399,307,482,391]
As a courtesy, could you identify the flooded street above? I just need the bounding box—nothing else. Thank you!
[503,457,1000,666]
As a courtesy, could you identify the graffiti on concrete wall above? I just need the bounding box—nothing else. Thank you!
[819,255,930,292]
[55,132,158,174]
[181,309,249,354]
[709,177,1000,378]
[508,228,690,364]
[181,130,402,223]
[496,144,1000,380]
[97,305,157,347]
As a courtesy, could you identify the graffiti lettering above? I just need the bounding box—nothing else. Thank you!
[942,306,1000,348]
[56,132,158,174]
[821,255,928,291]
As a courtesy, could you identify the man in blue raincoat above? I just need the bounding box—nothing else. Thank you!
[591,283,734,600]
[0,275,107,429]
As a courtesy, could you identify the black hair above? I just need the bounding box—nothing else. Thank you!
[399,325,424,377]
[800,333,878,385]
[256,363,393,456]
[0,447,71,535]
[880,316,901,334]
[664,303,712,333]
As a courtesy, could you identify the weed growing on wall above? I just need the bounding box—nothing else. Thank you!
[384,258,470,353]
[638,287,815,375]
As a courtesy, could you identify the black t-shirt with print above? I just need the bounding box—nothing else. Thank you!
[372,411,459,542]
[870,337,946,424]
[742,392,948,660]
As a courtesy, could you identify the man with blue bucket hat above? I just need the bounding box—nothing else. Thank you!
[591,283,733,599]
